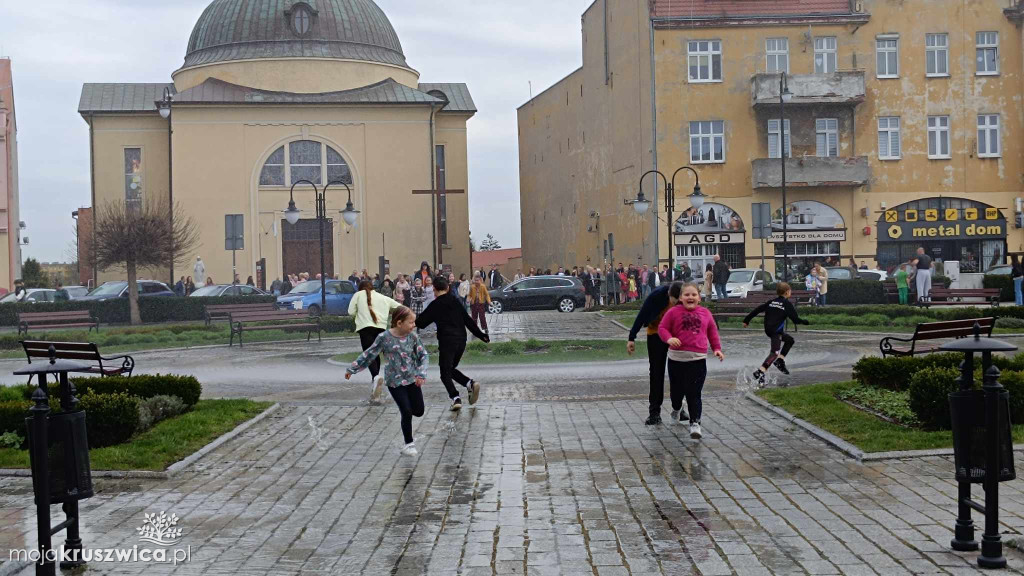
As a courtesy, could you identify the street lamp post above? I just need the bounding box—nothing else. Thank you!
[157,87,174,286]
[625,167,704,267]
[284,180,360,314]
[779,72,793,282]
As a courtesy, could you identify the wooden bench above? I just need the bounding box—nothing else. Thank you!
[21,340,135,382]
[879,317,996,357]
[924,287,1002,307]
[18,310,99,336]
[229,310,321,347]
[204,302,277,326]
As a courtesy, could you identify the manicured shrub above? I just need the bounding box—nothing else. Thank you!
[320,316,355,333]
[0,431,23,449]
[78,392,140,448]
[466,341,488,353]
[0,295,278,327]
[996,370,1024,424]
[825,280,886,305]
[0,384,31,403]
[71,374,202,407]
[137,395,187,432]
[0,400,30,436]
[852,353,962,391]
[908,366,960,430]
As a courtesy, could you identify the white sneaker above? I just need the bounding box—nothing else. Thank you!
[400,443,418,457]
[369,376,384,404]
[690,422,703,439]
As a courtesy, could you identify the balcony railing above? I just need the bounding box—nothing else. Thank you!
[752,156,869,188]
[752,71,866,108]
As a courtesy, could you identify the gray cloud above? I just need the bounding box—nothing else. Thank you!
[0,0,590,261]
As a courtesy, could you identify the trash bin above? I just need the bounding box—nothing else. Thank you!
[25,409,93,505]
[949,389,1015,484]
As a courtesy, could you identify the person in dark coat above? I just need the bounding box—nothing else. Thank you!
[712,255,730,300]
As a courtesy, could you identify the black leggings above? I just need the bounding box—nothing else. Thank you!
[761,331,795,370]
[438,339,471,399]
[647,334,669,417]
[667,359,706,423]
[388,385,425,444]
[358,327,385,378]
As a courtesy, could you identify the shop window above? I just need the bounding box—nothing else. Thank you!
[927,116,950,159]
[689,121,725,164]
[977,114,1000,158]
[877,117,901,160]
[815,118,838,157]
[766,38,789,73]
[976,31,999,75]
[814,37,837,74]
[926,33,949,76]
[688,40,722,82]
[876,36,899,78]
[767,119,790,159]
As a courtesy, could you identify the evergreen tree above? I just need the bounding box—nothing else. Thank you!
[479,234,501,252]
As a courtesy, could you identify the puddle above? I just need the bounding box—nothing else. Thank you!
[306,415,329,451]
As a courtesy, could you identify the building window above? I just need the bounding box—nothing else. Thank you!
[876,36,899,78]
[815,118,838,158]
[326,147,352,185]
[292,5,312,36]
[978,114,1001,158]
[435,145,448,245]
[927,116,951,159]
[976,31,999,75]
[687,40,722,82]
[766,38,789,73]
[767,119,790,159]
[814,36,837,74]
[877,117,901,160]
[690,121,725,163]
[926,33,949,76]
[260,146,285,186]
[124,148,143,205]
[289,141,322,186]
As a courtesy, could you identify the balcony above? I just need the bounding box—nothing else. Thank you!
[752,71,865,108]
[752,156,869,189]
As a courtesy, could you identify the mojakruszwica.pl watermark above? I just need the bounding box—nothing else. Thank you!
[9,511,191,565]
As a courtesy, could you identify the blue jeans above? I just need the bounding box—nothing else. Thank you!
[817,293,828,306]
[715,283,728,299]
[1015,276,1023,306]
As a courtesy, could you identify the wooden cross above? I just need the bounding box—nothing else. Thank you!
[412,168,464,267]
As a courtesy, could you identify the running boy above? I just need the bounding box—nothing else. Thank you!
[743,282,810,385]
[345,306,429,456]
[657,282,725,439]
[416,275,490,411]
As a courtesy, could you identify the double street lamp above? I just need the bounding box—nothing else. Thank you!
[157,87,174,285]
[625,166,705,266]
[285,180,360,314]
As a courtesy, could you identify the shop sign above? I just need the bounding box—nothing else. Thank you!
[675,202,745,236]
[881,199,1006,241]
[885,222,1005,241]
[677,232,745,245]
[769,230,846,242]
[768,200,846,243]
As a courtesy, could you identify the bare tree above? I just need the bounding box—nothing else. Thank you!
[92,200,200,324]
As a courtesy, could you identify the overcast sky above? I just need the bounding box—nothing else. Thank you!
[0,0,593,263]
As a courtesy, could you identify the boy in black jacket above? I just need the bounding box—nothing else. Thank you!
[416,275,490,411]
[743,282,810,385]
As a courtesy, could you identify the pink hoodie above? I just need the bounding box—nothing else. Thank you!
[657,304,722,354]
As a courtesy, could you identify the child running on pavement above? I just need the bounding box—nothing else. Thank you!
[657,282,725,439]
[416,275,490,411]
[743,282,810,386]
[345,306,429,457]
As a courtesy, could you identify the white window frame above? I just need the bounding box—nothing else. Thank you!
[689,121,725,164]
[814,36,837,74]
[875,35,899,78]
[766,38,789,74]
[927,116,951,159]
[976,31,999,76]
[926,33,949,77]
[767,119,791,159]
[815,118,839,158]
[687,40,722,83]
[877,117,901,160]
[977,114,1001,158]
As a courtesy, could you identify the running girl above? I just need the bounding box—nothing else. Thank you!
[657,282,724,439]
[345,306,429,456]
[743,282,810,386]
[348,280,403,403]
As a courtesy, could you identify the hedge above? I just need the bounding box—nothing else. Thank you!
[0,400,29,439]
[983,275,1015,303]
[852,353,964,391]
[0,295,277,327]
[70,374,202,407]
[908,367,960,429]
[78,392,140,448]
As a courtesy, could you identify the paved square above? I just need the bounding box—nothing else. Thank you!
[3,397,1024,574]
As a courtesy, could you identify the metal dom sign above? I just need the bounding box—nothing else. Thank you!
[883,207,1005,241]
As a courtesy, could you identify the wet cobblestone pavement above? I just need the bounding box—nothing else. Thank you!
[4,398,1024,575]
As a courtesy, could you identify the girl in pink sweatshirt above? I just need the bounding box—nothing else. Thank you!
[657,282,725,439]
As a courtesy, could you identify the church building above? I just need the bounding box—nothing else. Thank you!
[79,0,474,288]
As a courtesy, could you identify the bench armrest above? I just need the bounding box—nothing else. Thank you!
[880,334,914,356]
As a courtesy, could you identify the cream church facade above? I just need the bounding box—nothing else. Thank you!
[79,0,474,287]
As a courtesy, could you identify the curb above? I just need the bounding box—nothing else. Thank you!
[745,392,1024,462]
[0,403,282,480]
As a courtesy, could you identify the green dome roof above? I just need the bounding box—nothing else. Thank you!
[182,0,408,70]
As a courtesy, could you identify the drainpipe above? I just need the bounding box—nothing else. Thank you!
[604,0,610,85]
[649,16,660,265]
[429,103,438,270]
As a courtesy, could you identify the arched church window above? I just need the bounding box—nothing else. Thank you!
[259,146,285,186]
[289,140,322,185]
[327,146,352,185]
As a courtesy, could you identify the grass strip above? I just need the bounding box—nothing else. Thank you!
[333,338,646,366]
[0,399,272,471]
[757,381,1024,453]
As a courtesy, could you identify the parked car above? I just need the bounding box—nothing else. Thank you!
[78,280,175,302]
[487,275,586,314]
[64,286,90,300]
[986,265,1013,276]
[189,284,268,297]
[0,289,56,304]
[725,269,773,298]
[275,279,355,316]
[858,269,889,282]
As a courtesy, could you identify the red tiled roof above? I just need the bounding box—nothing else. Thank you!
[652,0,853,19]
[472,248,522,269]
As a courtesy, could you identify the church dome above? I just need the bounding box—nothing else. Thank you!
[181,0,408,70]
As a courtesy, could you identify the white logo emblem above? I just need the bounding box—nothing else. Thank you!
[136,512,183,547]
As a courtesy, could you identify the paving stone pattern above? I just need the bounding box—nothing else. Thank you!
[482,312,626,341]
[4,398,1024,575]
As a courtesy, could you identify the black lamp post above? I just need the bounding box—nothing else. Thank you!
[157,87,174,286]
[625,166,704,266]
[284,180,360,314]
[778,72,793,282]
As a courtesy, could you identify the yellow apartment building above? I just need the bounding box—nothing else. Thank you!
[79,0,475,289]
[520,0,1024,280]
